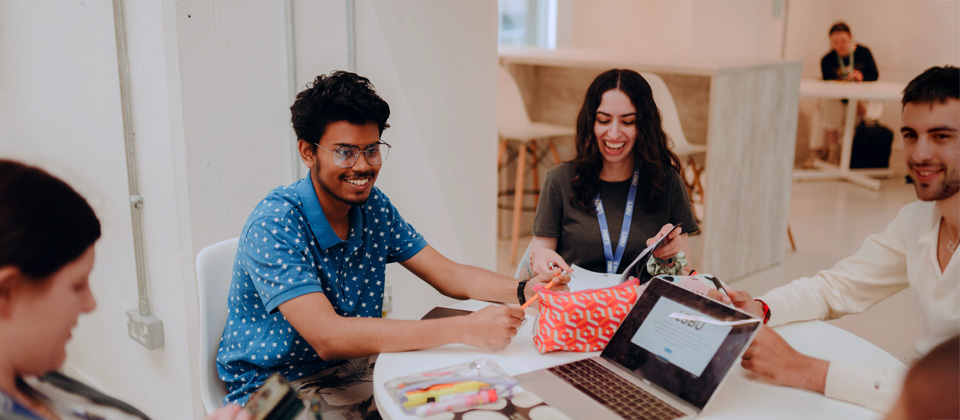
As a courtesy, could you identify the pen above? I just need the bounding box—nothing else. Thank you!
[706,275,728,297]
[414,389,498,416]
[520,271,563,310]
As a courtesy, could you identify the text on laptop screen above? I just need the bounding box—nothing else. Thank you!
[601,279,760,410]
[630,297,732,377]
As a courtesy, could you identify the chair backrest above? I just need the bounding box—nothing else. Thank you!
[497,65,535,138]
[640,72,702,157]
[196,237,240,415]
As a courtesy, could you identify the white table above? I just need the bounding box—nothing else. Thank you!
[795,79,904,190]
[373,301,905,420]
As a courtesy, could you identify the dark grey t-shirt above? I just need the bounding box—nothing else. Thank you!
[532,162,699,274]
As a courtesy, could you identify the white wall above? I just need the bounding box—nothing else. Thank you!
[1,0,497,418]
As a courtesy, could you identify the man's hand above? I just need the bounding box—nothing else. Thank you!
[457,305,524,350]
[525,268,571,300]
[706,288,764,318]
[207,404,252,420]
[741,326,829,393]
[648,223,682,260]
[529,248,572,277]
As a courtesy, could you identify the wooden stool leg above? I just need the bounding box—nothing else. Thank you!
[529,141,540,207]
[548,141,561,164]
[496,139,508,170]
[787,225,797,251]
[510,144,528,266]
[690,157,705,203]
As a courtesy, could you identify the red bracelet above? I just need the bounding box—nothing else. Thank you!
[755,299,771,324]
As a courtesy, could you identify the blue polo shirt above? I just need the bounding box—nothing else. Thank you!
[216,175,427,404]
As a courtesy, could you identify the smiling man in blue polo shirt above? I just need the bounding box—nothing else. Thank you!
[216,71,567,418]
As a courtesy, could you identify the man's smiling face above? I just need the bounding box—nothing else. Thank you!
[311,120,382,207]
[901,99,960,202]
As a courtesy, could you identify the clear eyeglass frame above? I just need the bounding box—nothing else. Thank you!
[314,140,391,168]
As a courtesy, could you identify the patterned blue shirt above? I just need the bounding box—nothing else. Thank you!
[216,175,427,404]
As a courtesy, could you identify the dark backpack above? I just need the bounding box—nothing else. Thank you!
[850,121,894,169]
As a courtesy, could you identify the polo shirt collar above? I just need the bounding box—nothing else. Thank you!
[297,173,363,251]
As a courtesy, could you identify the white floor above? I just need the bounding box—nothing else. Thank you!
[497,177,926,363]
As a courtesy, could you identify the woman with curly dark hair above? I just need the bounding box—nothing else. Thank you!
[523,69,699,279]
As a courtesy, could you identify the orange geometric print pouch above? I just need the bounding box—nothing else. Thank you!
[532,278,641,353]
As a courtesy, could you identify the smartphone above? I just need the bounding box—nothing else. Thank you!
[244,374,304,420]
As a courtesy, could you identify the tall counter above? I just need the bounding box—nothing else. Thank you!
[500,46,802,280]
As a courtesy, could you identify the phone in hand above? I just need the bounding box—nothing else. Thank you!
[244,374,304,420]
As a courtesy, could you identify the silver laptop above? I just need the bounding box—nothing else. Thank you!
[517,277,762,420]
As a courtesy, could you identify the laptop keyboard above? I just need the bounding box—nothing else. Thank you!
[548,358,685,420]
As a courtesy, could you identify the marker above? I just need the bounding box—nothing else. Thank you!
[403,381,489,408]
[414,389,498,416]
[520,271,564,310]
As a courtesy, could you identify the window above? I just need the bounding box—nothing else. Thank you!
[498,0,557,49]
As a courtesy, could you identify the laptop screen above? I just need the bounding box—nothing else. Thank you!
[600,278,760,410]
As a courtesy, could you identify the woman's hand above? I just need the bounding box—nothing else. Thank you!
[648,223,683,260]
[528,248,572,277]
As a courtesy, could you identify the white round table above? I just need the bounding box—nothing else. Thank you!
[373,301,905,420]
[794,79,905,190]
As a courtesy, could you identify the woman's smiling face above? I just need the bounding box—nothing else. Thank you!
[594,89,638,165]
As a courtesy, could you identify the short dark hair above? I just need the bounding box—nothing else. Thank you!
[902,66,960,106]
[290,71,391,146]
[0,160,101,279]
[829,22,851,35]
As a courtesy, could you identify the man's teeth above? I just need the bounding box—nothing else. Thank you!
[604,140,626,150]
[346,178,369,186]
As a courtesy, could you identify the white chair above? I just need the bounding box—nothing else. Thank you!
[498,65,575,265]
[641,72,707,220]
[196,237,240,415]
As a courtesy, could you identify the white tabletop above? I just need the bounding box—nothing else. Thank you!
[799,79,904,101]
[373,301,905,420]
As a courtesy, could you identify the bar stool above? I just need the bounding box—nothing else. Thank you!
[497,65,574,265]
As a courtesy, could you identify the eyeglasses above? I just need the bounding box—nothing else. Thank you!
[314,141,391,168]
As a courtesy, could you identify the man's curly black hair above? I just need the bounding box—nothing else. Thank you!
[290,71,391,147]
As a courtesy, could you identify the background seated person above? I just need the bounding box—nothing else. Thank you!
[215,71,567,417]
[0,159,250,420]
[710,66,959,414]
[815,21,881,163]
[523,69,698,279]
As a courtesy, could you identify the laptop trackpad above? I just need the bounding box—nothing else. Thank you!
[516,369,622,420]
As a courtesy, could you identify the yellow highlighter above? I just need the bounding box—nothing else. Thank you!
[403,381,490,408]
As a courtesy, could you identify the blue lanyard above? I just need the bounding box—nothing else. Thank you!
[594,167,640,274]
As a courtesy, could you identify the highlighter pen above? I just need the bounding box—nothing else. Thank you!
[414,389,498,416]
[520,272,563,310]
[403,381,489,408]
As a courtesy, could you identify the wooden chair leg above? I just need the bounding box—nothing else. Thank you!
[510,145,528,266]
[787,225,797,251]
[689,157,705,203]
[496,139,508,170]
[529,141,540,207]
[548,141,561,164]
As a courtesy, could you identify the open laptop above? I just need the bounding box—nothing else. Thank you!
[517,277,761,420]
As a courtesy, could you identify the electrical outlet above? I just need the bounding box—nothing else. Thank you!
[126,309,164,350]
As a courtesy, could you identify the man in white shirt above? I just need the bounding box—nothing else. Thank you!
[711,65,959,413]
